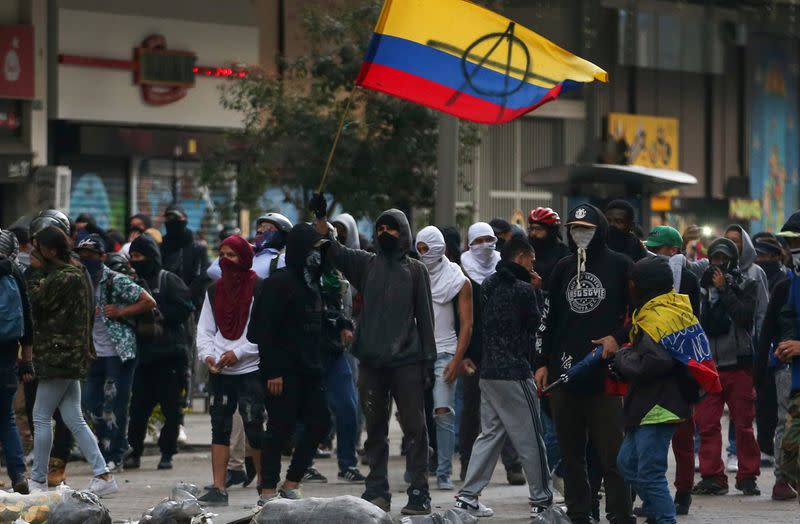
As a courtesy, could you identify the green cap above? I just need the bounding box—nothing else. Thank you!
[644,226,683,248]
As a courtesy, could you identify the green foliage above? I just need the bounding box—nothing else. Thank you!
[201,0,482,219]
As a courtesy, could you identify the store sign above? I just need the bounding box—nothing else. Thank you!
[729,198,762,221]
[608,113,679,170]
[0,26,34,100]
[0,154,32,183]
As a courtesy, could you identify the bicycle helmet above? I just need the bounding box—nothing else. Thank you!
[528,207,561,226]
[256,213,293,233]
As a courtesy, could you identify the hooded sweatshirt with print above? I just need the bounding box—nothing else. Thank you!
[248,224,325,379]
[536,204,633,395]
[724,225,769,340]
[325,209,436,368]
[332,213,361,250]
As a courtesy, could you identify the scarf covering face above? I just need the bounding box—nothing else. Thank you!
[214,236,257,340]
[416,226,466,304]
[630,291,721,395]
[461,222,500,284]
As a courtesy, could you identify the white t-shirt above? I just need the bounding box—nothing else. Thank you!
[93,286,117,358]
[433,300,458,355]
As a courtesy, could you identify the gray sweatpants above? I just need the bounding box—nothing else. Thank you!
[459,378,553,505]
[775,367,792,481]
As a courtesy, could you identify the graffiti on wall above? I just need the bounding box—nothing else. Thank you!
[69,172,127,232]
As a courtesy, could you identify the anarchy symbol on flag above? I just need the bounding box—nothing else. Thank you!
[460,22,532,98]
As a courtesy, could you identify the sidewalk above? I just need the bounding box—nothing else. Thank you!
[41,413,799,523]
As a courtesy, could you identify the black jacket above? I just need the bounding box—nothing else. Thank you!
[755,278,789,388]
[249,224,324,380]
[679,265,701,316]
[607,227,648,262]
[536,204,633,395]
[161,229,211,311]
[480,260,540,380]
[530,236,571,289]
[615,331,694,428]
[464,277,483,365]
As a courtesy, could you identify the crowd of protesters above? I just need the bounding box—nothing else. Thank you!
[0,196,799,524]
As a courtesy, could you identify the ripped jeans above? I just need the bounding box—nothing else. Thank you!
[433,352,457,479]
[84,357,136,464]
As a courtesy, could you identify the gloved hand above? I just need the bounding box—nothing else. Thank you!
[606,356,623,382]
[309,193,328,220]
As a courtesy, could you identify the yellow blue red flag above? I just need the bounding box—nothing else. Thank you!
[356,0,608,124]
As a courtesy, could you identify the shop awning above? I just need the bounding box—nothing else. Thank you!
[522,163,698,191]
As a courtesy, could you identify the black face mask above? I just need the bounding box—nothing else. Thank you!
[165,220,187,237]
[81,258,104,282]
[756,259,782,277]
[131,259,158,279]
[529,234,555,254]
[495,237,506,252]
[377,232,399,253]
[606,226,631,252]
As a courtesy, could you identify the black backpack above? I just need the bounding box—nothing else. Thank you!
[107,270,166,343]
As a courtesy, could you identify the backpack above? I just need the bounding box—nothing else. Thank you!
[126,271,167,343]
[0,273,23,343]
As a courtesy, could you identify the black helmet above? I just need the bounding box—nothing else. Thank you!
[257,213,293,233]
[105,252,133,275]
[30,209,71,239]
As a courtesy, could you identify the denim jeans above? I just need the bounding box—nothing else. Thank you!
[433,352,457,479]
[84,356,136,464]
[541,408,564,477]
[32,379,109,483]
[0,369,25,482]
[326,353,358,471]
[617,424,677,524]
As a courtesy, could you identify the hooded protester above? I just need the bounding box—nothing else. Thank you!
[125,233,195,472]
[455,238,554,519]
[489,218,513,252]
[415,226,472,491]
[615,256,714,524]
[458,221,526,487]
[438,225,462,264]
[604,200,648,262]
[207,213,292,281]
[534,204,634,524]
[26,226,118,497]
[196,236,265,507]
[332,213,361,250]
[724,225,769,340]
[693,237,761,497]
[753,235,788,293]
[160,204,210,310]
[247,223,330,504]
[528,207,570,287]
[311,195,436,516]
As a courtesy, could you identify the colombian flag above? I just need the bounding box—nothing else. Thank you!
[630,292,722,395]
[356,0,608,124]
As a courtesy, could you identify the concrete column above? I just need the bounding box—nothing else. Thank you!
[435,113,458,225]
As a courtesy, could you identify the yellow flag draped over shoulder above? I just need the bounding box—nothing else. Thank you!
[356,0,608,124]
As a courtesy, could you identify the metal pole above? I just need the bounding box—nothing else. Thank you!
[436,113,459,225]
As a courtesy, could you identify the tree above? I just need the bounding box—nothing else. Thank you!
[201,0,480,220]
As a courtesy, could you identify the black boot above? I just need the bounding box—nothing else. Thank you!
[674,491,692,515]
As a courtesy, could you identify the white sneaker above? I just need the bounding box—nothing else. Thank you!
[694,454,700,472]
[551,471,565,502]
[454,495,494,517]
[726,455,739,473]
[107,461,123,473]
[28,479,47,492]
[531,502,551,518]
[177,425,188,444]
[88,476,119,497]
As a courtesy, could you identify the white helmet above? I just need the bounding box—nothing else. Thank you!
[257,213,293,233]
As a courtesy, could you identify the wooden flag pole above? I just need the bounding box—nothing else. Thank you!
[317,86,358,193]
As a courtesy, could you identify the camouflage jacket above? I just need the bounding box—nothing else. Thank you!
[27,262,95,380]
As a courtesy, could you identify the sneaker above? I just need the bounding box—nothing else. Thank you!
[315,446,332,459]
[694,454,700,472]
[401,489,431,515]
[177,425,188,444]
[338,467,366,482]
[772,479,798,501]
[157,454,173,470]
[28,479,47,492]
[692,477,728,495]
[364,495,390,512]
[88,476,119,497]
[674,491,692,515]
[257,492,281,507]
[47,458,66,487]
[123,454,141,470]
[437,475,454,490]
[12,477,29,495]
[530,502,551,518]
[225,469,248,488]
[726,455,739,473]
[735,478,761,496]
[761,452,775,467]
[454,494,494,517]
[279,487,303,500]
[107,461,123,474]
[198,487,229,507]
[551,471,565,502]
[506,467,526,486]
[302,467,328,483]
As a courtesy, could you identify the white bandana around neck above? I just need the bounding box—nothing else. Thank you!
[461,222,500,285]
[416,226,466,304]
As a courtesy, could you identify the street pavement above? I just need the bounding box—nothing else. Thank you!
[30,413,799,523]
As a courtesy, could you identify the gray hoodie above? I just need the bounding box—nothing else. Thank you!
[326,209,436,368]
[332,213,361,250]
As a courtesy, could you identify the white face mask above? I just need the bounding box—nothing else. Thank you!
[470,241,496,264]
[570,226,596,250]
[420,251,441,270]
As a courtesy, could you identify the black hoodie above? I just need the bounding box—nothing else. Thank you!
[326,209,436,368]
[536,204,633,395]
[529,228,571,288]
[248,224,325,380]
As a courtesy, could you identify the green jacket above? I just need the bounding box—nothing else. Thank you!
[28,263,94,380]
